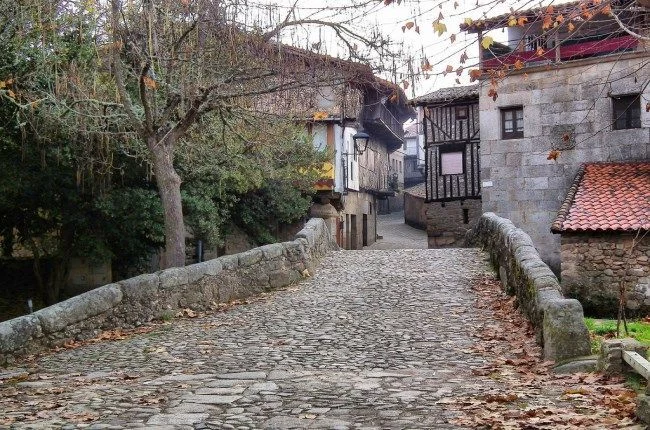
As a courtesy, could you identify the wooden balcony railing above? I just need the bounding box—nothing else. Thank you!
[481,35,639,70]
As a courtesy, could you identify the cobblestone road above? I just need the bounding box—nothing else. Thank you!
[1,248,496,429]
[365,212,427,250]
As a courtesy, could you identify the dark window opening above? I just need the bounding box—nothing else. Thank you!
[612,94,641,130]
[462,208,469,224]
[455,105,469,120]
[501,107,524,139]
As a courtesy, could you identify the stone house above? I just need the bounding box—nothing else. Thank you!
[461,1,650,272]
[258,48,413,249]
[382,139,405,214]
[551,162,650,317]
[403,121,425,188]
[410,85,483,247]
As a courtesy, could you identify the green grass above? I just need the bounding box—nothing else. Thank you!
[585,318,650,344]
[585,318,650,354]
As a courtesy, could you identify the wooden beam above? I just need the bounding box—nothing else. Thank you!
[623,350,650,380]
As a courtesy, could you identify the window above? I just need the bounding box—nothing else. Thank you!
[501,107,524,139]
[612,94,641,130]
[455,105,468,120]
[439,143,465,176]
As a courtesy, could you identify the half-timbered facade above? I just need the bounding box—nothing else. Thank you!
[411,85,482,247]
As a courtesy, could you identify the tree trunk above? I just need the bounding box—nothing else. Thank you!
[149,137,186,268]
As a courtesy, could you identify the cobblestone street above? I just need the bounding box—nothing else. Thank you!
[365,211,427,250]
[1,249,496,429]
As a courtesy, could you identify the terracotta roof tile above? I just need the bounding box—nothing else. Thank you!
[551,162,650,233]
[404,183,427,199]
[410,84,479,106]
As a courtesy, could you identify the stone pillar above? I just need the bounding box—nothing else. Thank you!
[598,338,648,375]
[310,201,339,246]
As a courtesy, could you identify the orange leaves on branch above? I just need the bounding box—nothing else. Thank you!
[0,78,16,99]
[535,47,545,57]
[514,59,525,70]
[547,149,561,160]
[402,21,415,32]
[401,80,410,89]
[313,111,329,120]
[600,4,612,15]
[421,59,432,72]
[143,76,157,90]
[459,50,469,64]
[568,21,576,32]
[450,33,456,43]
[443,64,454,76]
[468,69,482,82]
[487,87,498,101]
[517,16,528,26]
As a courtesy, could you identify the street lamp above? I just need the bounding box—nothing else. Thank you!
[353,130,370,157]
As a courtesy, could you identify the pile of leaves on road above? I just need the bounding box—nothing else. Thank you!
[445,274,642,429]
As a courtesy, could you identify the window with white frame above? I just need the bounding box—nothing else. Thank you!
[439,144,465,176]
[501,106,524,139]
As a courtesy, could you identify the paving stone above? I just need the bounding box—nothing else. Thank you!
[182,395,242,405]
[146,413,208,425]
[217,372,267,380]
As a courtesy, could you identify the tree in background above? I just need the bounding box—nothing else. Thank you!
[1,0,386,268]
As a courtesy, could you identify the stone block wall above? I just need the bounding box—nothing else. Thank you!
[468,212,591,361]
[561,233,650,317]
[478,55,650,273]
[403,192,426,230]
[0,218,337,366]
[426,199,482,248]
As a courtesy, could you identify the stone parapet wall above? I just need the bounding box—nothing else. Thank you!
[561,233,650,317]
[468,212,591,361]
[0,219,337,366]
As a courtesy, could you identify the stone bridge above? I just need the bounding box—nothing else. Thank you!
[0,213,629,429]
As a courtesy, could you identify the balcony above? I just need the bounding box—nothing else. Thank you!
[361,104,405,151]
[359,167,396,198]
[481,34,639,70]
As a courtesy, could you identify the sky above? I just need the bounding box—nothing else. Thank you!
[249,0,576,97]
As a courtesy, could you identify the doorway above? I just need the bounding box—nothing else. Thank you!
[362,214,368,246]
[350,215,358,250]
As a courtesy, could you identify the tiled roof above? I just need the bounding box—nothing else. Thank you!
[404,121,418,137]
[404,183,427,199]
[410,84,479,106]
[551,162,650,233]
